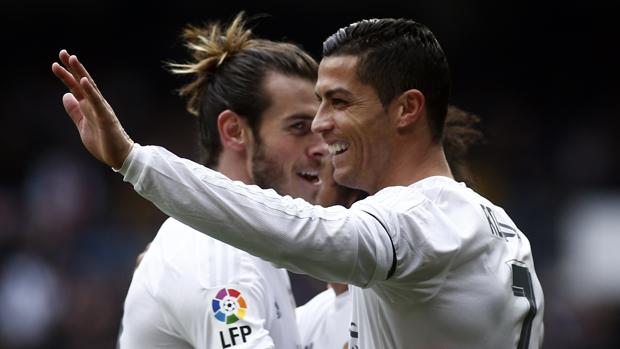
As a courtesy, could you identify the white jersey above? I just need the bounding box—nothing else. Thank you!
[119,144,545,349]
[296,288,351,349]
[118,217,301,349]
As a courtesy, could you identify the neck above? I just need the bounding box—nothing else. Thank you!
[328,283,349,296]
[369,140,452,194]
[215,150,252,184]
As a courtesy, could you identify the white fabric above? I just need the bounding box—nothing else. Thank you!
[296,288,351,349]
[120,144,545,349]
[118,218,300,348]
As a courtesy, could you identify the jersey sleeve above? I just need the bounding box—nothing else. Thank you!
[181,284,276,349]
[118,144,394,287]
[351,184,471,301]
[118,266,194,349]
[120,219,278,349]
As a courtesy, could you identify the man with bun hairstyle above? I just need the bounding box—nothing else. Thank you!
[114,14,325,348]
[53,17,544,348]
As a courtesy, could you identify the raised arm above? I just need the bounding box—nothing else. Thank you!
[51,52,394,287]
[51,50,133,169]
[119,144,394,287]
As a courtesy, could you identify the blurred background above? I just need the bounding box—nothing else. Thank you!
[0,0,618,348]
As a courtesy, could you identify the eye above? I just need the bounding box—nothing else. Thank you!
[331,98,349,108]
[289,121,311,135]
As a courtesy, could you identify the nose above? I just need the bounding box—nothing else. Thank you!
[307,133,328,161]
[311,105,334,135]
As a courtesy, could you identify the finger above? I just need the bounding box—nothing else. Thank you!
[52,62,84,99]
[59,50,83,89]
[69,55,101,93]
[59,49,71,66]
[80,76,110,121]
[62,92,85,128]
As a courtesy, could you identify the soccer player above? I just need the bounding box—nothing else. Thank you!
[109,14,325,348]
[296,105,484,349]
[52,18,545,348]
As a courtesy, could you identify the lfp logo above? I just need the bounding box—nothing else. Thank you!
[212,288,247,324]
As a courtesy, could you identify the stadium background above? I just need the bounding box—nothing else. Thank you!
[0,1,618,347]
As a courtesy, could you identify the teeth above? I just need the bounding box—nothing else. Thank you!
[328,143,349,155]
[299,171,318,177]
[298,171,320,184]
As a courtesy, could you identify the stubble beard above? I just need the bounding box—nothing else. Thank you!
[251,142,286,196]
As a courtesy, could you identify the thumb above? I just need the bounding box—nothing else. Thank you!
[62,92,84,128]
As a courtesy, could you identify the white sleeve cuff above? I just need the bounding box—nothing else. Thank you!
[113,143,140,174]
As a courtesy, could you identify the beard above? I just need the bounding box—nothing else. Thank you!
[251,142,286,195]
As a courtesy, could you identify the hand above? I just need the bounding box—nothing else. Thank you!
[52,49,134,169]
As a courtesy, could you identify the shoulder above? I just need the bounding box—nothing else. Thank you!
[296,288,336,324]
[353,176,495,226]
[150,217,197,248]
[147,218,268,289]
[356,178,501,290]
[353,185,426,214]
[350,177,469,219]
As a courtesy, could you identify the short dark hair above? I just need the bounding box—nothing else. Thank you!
[169,13,318,167]
[323,18,450,142]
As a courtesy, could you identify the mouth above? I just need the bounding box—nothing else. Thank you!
[328,142,349,156]
[297,170,321,185]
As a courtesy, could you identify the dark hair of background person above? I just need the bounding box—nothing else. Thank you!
[443,105,483,188]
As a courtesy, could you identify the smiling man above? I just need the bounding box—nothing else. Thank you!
[53,17,544,348]
[109,14,325,348]
[296,105,486,349]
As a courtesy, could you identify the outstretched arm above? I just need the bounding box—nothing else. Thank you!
[50,50,395,287]
[119,145,394,287]
[51,50,133,169]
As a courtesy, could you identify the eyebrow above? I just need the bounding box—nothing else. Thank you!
[284,113,315,122]
[315,87,354,100]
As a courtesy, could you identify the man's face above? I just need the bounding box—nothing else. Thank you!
[249,72,326,203]
[312,55,395,193]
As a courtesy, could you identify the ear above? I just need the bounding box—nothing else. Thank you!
[217,110,251,153]
[394,89,425,129]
